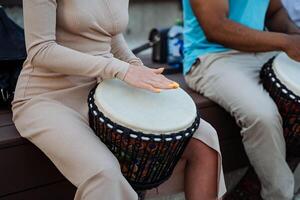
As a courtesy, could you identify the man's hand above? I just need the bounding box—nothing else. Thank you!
[123,65,179,93]
[283,35,300,62]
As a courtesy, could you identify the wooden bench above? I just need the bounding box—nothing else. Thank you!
[0,69,249,199]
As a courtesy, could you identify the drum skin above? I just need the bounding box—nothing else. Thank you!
[94,79,197,134]
[261,55,300,156]
[88,84,200,190]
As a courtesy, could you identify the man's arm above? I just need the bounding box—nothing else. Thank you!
[189,0,300,61]
[265,0,300,34]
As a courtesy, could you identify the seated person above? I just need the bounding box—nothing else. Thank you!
[182,0,300,199]
[282,0,300,27]
[12,0,226,200]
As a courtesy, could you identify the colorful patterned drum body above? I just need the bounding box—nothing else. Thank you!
[88,79,200,190]
[261,53,300,156]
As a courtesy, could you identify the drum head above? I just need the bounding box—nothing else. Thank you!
[94,79,197,134]
[273,53,300,96]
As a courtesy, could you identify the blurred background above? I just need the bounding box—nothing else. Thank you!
[1,0,183,49]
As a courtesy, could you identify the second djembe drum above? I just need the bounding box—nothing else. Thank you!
[261,52,300,156]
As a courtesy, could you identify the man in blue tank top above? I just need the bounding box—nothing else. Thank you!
[182,0,300,199]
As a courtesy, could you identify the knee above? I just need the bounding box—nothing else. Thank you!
[12,113,29,139]
[183,138,217,163]
[75,168,137,200]
[98,168,127,184]
[241,107,282,136]
[95,157,122,183]
[249,105,280,123]
[79,167,127,189]
[240,108,286,149]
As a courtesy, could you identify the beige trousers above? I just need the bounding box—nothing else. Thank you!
[185,50,296,200]
[12,80,226,200]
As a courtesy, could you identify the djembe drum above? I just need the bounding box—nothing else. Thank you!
[88,79,200,191]
[261,52,300,156]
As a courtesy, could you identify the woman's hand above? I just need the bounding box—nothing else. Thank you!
[123,65,180,93]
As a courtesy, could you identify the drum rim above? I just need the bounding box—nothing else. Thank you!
[273,53,300,97]
[88,86,201,142]
[261,57,300,104]
[94,79,198,134]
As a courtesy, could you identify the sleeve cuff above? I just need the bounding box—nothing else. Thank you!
[129,58,144,66]
[109,58,130,80]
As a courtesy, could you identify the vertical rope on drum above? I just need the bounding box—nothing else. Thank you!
[148,137,166,184]
[134,136,149,184]
[152,135,173,184]
[139,138,156,185]
[147,140,165,183]
[128,133,140,182]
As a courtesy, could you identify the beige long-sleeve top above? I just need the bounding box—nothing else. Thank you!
[14,0,142,101]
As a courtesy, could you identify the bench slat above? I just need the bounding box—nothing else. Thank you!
[0,125,27,149]
[0,112,13,127]
[0,180,75,200]
[0,143,67,197]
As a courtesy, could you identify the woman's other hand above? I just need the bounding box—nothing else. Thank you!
[123,65,180,93]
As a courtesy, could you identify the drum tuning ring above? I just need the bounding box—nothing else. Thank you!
[276,83,281,88]
[141,136,150,141]
[107,124,114,129]
[117,129,123,134]
[289,94,296,100]
[282,89,288,94]
[93,110,98,116]
[130,134,138,139]
[176,135,182,140]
